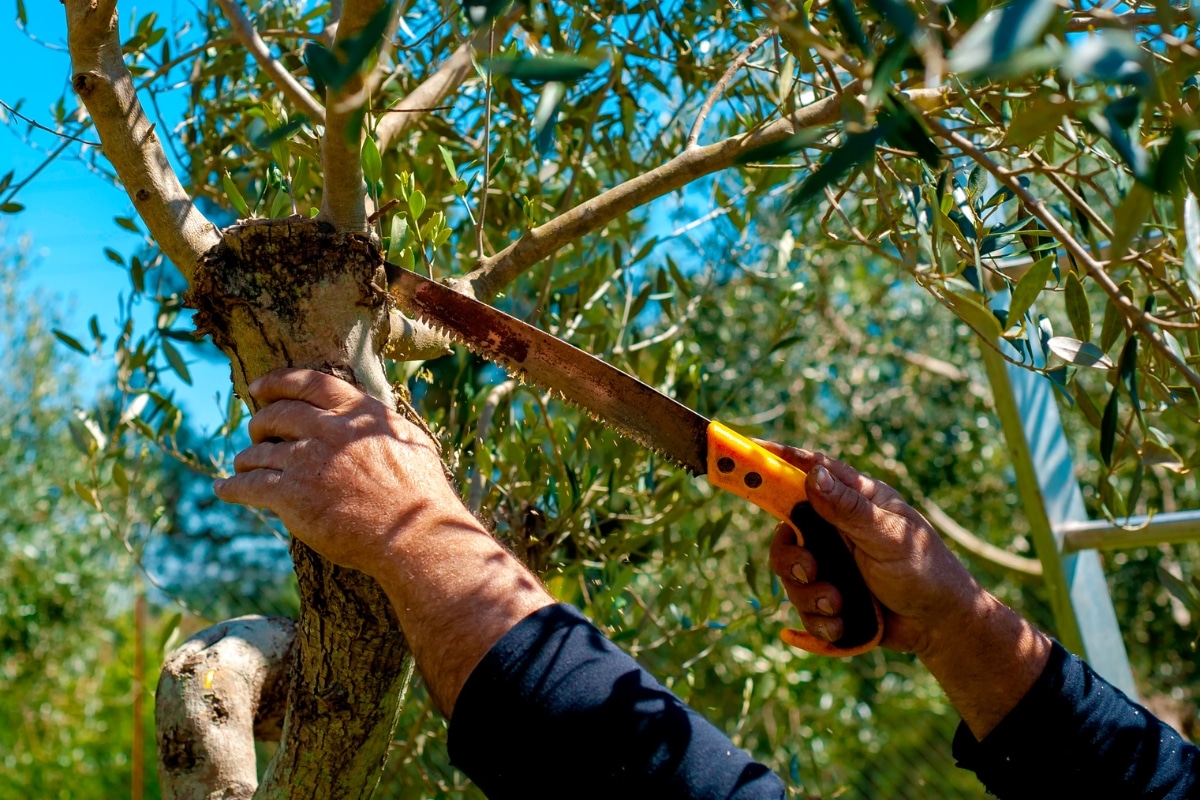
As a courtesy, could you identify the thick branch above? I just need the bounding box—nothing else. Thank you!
[156,616,295,800]
[65,0,219,281]
[374,9,521,152]
[319,0,388,231]
[216,0,326,124]
[686,29,775,149]
[928,119,1200,395]
[461,86,859,299]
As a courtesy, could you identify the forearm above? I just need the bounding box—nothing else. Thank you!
[918,588,1052,740]
[374,504,555,716]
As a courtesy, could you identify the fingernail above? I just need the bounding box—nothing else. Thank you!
[791,563,809,583]
[248,377,264,396]
[817,598,834,615]
[212,478,226,494]
[811,620,833,642]
[814,465,833,493]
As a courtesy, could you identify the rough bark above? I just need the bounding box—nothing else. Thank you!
[65,0,219,280]
[186,218,412,798]
[157,616,296,800]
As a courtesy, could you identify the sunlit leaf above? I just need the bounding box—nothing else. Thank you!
[438,144,458,182]
[1047,336,1113,369]
[387,215,409,263]
[1064,271,1091,341]
[1001,97,1078,148]
[942,289,1003,340]
[162,339,192,385]
[409,189,426,221]
[1184,193,1200,303]
[1006,254,1055,325]
[222,170,250,218]
[1108,183,1152,258]
[362,136,382,188]
[1158,564,1200,618]
[1100,280,1132,352]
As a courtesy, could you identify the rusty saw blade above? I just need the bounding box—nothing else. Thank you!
[390,265,709,474]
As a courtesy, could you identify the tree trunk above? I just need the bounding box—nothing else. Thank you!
[185,217,413,797]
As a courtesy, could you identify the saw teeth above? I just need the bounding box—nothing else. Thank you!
[404,301,701,477]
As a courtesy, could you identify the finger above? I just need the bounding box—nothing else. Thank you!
[756,440,817,470]
[787,581,843,617]
[213,469,287,511]
[797,610,844,644]
[249,368,363,411]
[769,522,819,585]
[804,465,906,553]
[248,399,327,444]
[233,440,306,474]
[757,441,902,507]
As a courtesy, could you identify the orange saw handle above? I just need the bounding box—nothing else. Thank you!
[705,421,884,657]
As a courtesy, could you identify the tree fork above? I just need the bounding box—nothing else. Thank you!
[181,217,414,798]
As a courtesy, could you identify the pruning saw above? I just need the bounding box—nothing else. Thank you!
[389,264,884,657]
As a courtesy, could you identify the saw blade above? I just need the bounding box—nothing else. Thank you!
[390,265,710,475]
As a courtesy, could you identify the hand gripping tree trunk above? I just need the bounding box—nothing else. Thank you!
[62,0,483,792]
[171,218,414,797]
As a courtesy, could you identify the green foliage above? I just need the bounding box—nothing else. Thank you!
[0,238,159,799]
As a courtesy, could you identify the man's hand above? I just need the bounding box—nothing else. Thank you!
[763,444,1051,738]
[213,368,463,577]
[763,445,982,658]
[214,368,553,715]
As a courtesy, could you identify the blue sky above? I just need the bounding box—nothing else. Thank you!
[2,0,228,432]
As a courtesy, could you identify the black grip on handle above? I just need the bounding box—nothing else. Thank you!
[789,501,879,649]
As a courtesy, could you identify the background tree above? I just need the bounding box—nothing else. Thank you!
[7,0,1200,796]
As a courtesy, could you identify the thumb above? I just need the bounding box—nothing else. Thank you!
[805,464,889,553]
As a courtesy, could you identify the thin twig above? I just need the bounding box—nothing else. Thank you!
[375,6,521,152]
[686,29,775,149]
[929,118,1200,394]
[461,83,864,300]
[2,137,75,204]
[215,0,326,124]
[0,100,101,145]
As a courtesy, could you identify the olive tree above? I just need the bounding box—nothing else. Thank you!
[16,0,1199,795]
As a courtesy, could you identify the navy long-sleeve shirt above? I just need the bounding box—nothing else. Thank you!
[448,604,1199,798]
[952,641,1199,799]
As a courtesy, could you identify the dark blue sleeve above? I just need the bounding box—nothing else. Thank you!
[447,603,786,800]
[952,641,1199,799]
